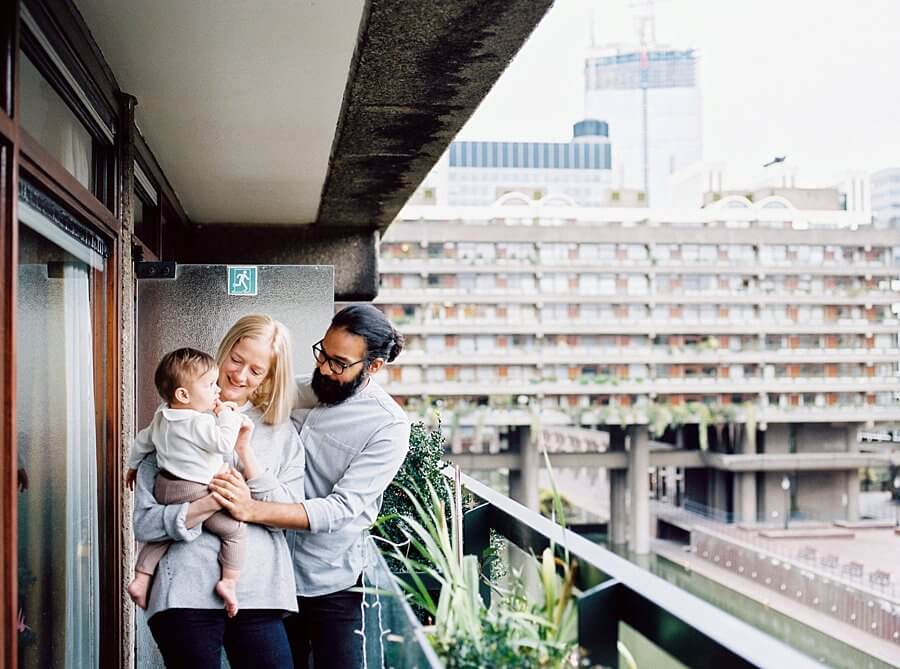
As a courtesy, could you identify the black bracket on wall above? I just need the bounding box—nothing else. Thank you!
[135,261,176,279]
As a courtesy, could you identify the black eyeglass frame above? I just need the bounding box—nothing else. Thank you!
[312,339,367,374]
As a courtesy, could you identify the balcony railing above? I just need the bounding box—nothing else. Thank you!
[360,471,825,668]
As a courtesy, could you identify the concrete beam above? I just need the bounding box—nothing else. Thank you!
[178,225,377,300]
[700,451,891,472]
[445,449,703,471]
[447,448,896,473]
[317,0,554,231]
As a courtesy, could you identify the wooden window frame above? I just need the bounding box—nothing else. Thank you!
[16,167,122,669]
[18,3,119,212]
[1,6,21,667]
[2,2,132,667]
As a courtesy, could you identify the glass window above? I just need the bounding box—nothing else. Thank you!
[597,275,616,295]
[16,195,107,668]
[624,244,648,260]
[19,54,93,190]
[627,275,649,295]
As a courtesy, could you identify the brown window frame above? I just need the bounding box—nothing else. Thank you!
[4,2,129,667]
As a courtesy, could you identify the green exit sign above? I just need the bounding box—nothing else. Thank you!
[227,266,257,296]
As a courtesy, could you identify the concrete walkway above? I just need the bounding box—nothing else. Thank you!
[653,539,900,668]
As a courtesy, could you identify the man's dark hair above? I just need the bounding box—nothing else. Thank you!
[155,347,216,404]
[330,304,404,363]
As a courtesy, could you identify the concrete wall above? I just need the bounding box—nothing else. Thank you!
[761,424,790,454]
[758,423,858,521]
[795,424,849,453]
[759,472,790,524]
[794,471,850,520]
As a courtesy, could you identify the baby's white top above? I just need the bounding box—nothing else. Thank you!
[126,404,243,484]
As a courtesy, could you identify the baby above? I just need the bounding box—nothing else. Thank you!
[125,347,251,617]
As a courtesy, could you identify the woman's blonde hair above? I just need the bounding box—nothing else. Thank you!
[216,314,294,425]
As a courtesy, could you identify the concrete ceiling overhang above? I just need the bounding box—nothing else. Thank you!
[316,0,555,230]
[78,0,553,229]
[76,0,367,225]
[74,0,554,298]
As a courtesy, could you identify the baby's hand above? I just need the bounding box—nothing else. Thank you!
[239,415,254,433]
[213,400,239,416]
[125,468,138,491]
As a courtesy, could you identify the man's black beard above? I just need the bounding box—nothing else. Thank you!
[311,368,367,406]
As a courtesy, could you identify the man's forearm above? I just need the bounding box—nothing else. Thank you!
[247,499,311,530]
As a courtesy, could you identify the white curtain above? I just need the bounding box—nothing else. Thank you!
[63,262,99,668]
[17,257,99,669]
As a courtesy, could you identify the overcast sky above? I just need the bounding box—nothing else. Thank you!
[457,0,900,187]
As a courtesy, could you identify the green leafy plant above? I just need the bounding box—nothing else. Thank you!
[539,488,573,520]
[389,479,581,668]
[378,419,637,668]
[376,419,449,570]
[646,402,673,438]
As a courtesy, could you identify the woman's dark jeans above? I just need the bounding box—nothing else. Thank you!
[283,585,364,669]
[149,608,293,669]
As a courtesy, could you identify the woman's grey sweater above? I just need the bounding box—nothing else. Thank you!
[132,406,305,619]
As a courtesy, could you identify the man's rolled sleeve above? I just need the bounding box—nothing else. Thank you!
[132,455,203,543]
[302,419,409,534]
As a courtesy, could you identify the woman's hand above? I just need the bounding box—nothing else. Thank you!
[209,468,256,522]
[233,416,260,479]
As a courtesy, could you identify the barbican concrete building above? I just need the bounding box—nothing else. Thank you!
[373,146,900,528]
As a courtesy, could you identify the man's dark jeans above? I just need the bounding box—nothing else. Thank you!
[149,608,293,669]
[283,583,364,669]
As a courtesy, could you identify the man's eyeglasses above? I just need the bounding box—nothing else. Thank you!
[312,340,366,375]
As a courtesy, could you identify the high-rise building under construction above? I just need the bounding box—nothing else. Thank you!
[584,44,702,205]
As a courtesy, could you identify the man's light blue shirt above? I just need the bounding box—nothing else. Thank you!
[289,374,410,597]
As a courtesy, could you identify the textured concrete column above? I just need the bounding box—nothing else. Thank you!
[608,427,628,546]
[736,472,756,523]
[508,426,539,512]
[845,424,860,521]
[628,425,650,555]
[118,94,138,669]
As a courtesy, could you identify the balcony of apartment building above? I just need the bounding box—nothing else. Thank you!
[2,2,726,668]
[4,4,898,669]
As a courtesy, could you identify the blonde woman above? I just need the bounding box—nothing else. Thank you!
[132,314,304,669]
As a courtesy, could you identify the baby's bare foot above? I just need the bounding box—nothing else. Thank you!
[215,578,240,618]
[127,573,151,609]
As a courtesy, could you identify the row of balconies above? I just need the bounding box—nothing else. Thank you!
[378,259,900,276]
[393,349,900,365]
[376,289,900,305]
[388,310,900,332]
[379,377,900,396]
[396,320,900,335]
[401,314,893,328]
[380,255,896,270]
